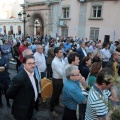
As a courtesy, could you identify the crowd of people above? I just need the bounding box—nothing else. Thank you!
[0,34,120,120]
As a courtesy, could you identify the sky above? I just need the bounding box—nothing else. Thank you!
[1,0,24,4]
[4,0,16,3]
[0,0,24,19]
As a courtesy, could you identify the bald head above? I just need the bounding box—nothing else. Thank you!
[36,45,43,54]
[96,43,102,49]
[22,49,33,57]
[112,51,120,61]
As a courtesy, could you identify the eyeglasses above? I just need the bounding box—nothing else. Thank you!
[39,48,43,49]
[27,62,36,66]
[71,74,80,76]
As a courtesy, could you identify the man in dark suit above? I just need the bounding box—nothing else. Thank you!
[76,40,87,73]
[6,55,38,120]
[106,51,120,74]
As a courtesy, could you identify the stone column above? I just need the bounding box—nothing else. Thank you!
[78,3,87,39]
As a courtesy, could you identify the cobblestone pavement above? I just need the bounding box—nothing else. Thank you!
[0,69,63,120]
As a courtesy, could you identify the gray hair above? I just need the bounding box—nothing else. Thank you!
[36,45,42,51]
[65,65,78,79]
[22,49,33,57]
[79,40,85,45]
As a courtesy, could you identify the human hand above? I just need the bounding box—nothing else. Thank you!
[79,75,85,84]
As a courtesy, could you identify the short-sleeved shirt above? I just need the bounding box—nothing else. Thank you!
[88,75,96,87]
[85,84,111,120]
[63,79,86,110]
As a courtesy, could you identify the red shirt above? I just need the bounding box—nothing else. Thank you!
[18,45,27,63]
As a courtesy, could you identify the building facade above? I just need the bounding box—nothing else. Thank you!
[23,0,120,41]
[85,0,120,42]
[0,19,23,35]
[0,0,24,36]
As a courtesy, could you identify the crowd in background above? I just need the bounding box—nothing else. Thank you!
[0,34,120,120]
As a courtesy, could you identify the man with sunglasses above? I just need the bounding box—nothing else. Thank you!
[6,55,38,120]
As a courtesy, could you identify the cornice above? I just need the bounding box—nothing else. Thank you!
[21,0,59,7]
[0,19,22,23]
[87,0,118,2]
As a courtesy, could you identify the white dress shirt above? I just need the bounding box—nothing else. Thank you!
[64,56,68,65]
[52,56,65,79]
[24,68,38,101]
[44,45,49,57]
[101,48,111,62]
[81,48,87,56]
[34,52,46,72]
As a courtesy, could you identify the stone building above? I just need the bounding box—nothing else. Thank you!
[23,0,120,41]
[0,0,24,36]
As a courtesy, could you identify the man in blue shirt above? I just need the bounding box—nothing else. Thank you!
[64,39,71,53]
[62,65,87,120]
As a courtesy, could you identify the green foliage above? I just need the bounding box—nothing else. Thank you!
[111,109,120,120]
[110,62,120,119]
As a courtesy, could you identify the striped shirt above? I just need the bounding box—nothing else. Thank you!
[85,85,111,120]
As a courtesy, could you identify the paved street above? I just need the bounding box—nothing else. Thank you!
[0,69,63,120]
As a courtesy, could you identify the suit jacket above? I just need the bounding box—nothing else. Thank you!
[47,47,54,64]
[76,47,86,72]
[81,65,90,80]
[6,69,38,120]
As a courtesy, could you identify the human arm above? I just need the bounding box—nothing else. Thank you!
[1,45,10,54]
[0,57,9,71]
[79,75,87,89]
[70,87,87,104]
[110,86,117,99]
[98,117,106,120]
[52,61,64,77]
[103,89,119,102]
[6,76,22,99]
[0,66,5,71]
[109,96,119,102]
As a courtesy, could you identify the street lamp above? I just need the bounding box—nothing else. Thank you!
[34,19,40,28]
[34,19,40,35]
[18,11,30,39]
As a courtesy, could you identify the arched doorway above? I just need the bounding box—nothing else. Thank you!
[29,13,44,37]
[34,19,40,35]
[3,26,6,34]
[10,25,13,34]
[18,26,21,35]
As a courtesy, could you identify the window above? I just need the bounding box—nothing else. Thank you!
[61,27,68,38]
[92,6,102,18]
[18,26,21,35]
[3,26,6,34]
[90,27,99,40]
[10,25,13,34]
[62,7,70,18]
